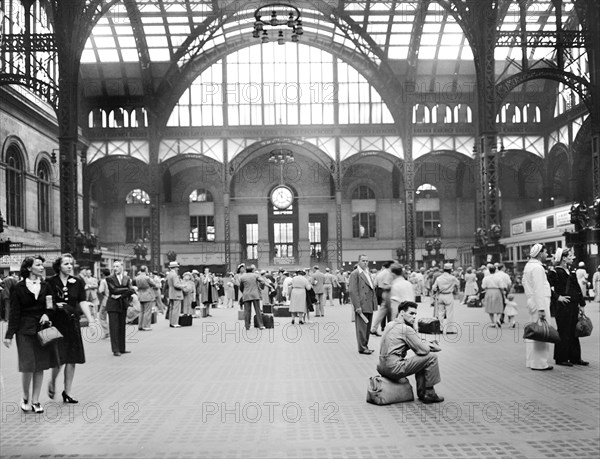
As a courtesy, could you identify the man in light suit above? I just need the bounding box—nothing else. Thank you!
[311,266,325,317]
[106,260,135,356]
[349,254,378,354]
[239,264,265,330]
[166,261,184,328]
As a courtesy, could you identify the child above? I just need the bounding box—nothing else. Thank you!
[504,294,518,328]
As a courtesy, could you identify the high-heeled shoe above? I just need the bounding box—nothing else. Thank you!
[48,383,55,400]
[31,402,44,413]
[62,391,78,404]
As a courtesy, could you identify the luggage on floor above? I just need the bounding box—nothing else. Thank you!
[366,376,414,405]
[238,310,245,320]
[273,305,291,317]
[254,313,274,329]
[178,314,193,327]
[151,311,157,324]
[418,317,441,334]
[262,304,273,314]
[415,295,422,303]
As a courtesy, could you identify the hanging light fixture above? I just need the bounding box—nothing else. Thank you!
[253,3,302,45]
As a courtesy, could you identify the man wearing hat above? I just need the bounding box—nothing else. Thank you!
[166,261,184,328]
[522,243,553,370]
[431,263,459,333]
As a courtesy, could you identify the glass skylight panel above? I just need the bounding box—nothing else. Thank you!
[148,48,171,61]
[117,36,137,48]
[422,23,441,34]
[146,36,169,47]
[388,33,410,46]
[95,36,117,48]
[391,23,414,34]
[367,23,390,33]
[81,49,98,63]
[137,3,162,14]
[144,25,167,35]
[168,24,192,35]
[139,17,164,24]
[440,34,463,46]
[97,49,121,62]
[388,46,409,59]
[444,23,463,34]
[345,2,367,12]
[420,34,439,46]
[460,46,473,60]
[120,49,140,62]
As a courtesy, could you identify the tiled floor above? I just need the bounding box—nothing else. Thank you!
[1,295,599,458]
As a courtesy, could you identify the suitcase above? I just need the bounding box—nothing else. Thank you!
[366,376,414,405]
[178,314,193,327]
[151,311,157,324]
[418,317,440,334]
[415,295,422,303]
[254,313,274,329]
[273,305,291,317]
[238,310,245,320]
[263,304,273,314]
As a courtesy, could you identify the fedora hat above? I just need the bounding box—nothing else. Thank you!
[168,261,180,268]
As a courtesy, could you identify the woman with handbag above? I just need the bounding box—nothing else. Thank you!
[3,256,58,413]
[547,248,589,366]
[46,254,95,404]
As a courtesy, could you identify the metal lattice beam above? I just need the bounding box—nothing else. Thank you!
[496,30,586,47]
[124,0,154,98]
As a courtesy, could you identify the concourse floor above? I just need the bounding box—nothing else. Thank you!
[1,294,599,459]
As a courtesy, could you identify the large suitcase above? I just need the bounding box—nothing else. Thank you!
[254,313,274,329]
[415,295,422,303]
[273,305,291,317]
[263,304,273,314]
[418,317,440,334]
[178,314,193,327]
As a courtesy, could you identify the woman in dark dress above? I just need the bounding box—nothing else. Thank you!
[3,256,57,413]
[46,254,94,403]
[548,247,588,366]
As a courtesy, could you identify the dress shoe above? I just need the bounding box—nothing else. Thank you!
[62,391,78,404]
[142,328,152,331]
[113,352,121,356]
[359,349,374,354]
[556,361,573,366]
[571,360,590,366]
[421,391,444,404]
[121,350,131,354]
[370,331,382,336]
[21,399,31,412]
[31,402,44,414]
[532,366,553,371]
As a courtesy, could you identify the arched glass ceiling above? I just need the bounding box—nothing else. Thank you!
[167,42,393,127]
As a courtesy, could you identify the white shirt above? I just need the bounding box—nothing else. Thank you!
[25,278,41,299]
[522,258,551,313]
[356,265,374,289]
[390,276,416,311]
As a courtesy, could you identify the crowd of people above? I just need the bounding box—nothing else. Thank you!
[1,250,597,412]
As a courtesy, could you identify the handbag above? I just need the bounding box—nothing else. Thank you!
[37,322,63,347]
[523,318,561,344]
[366,376,414,405]
[575,310,593,338]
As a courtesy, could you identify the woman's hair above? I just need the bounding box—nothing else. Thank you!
[20,255,45,279]
[52,253,74,274]
[466,267,472,274]
[139,265,148,273]
[488,265,497,274]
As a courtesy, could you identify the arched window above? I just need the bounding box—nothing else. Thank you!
[351,185,375,199]
[351,185,376,238]
[5,145,24,227]
[37,160,51,232]
[125,189,150,242]
[189,188,214,202]
[125,189,150,204]
[415,184,441,237]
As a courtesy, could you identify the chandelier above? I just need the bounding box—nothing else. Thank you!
[268,148,295,184]
[253,3,303,44]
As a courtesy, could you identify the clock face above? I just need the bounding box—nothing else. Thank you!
[271,186,294,209]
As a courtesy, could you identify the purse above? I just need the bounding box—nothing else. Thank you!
[37,322,63,347]
[575,310,593,338]
[523,318,561,344]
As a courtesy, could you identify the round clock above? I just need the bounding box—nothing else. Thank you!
[271,185,294,209]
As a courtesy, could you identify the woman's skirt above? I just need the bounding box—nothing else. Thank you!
[16,333,59,372]
[483,289,504,314]
[289,289,307,313]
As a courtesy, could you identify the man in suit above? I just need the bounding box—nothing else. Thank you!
[311,266,325,317]
[166,261,184,328]
[239,264,265,331]
[106,260,135,356]
[349,254,378,354]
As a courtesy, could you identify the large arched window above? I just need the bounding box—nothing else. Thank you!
[416,184,441,237]
[351,185,376,238]
[125,189,150,242]
[5,145,24,228]
[189,188,215,242]
[168,43,393,127]
[37,160,51,232]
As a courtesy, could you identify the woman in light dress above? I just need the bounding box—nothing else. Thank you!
[463,267,478,303]
[481,265,506,327]
[288,270,311,325]
[593,266,600,303]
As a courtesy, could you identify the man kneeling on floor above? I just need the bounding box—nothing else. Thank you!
[376,301,444,404]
